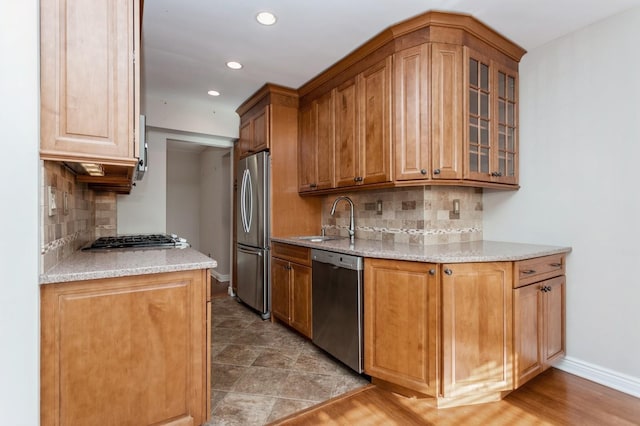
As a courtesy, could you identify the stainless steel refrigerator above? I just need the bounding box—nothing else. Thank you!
[236,151,270,319]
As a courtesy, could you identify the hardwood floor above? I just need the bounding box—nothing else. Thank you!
[270,368,640,425]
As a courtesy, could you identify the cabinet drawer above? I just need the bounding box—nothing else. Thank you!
[514,254,565,288]
[271,242,311,266]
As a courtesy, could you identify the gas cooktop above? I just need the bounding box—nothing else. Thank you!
[82,234,181,251]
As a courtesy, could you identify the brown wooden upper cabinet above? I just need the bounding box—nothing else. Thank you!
[335,56,393,188]
[238,105,270,159]
[298,90,335,192]
[297,11,526,193]
[40,0,140,169]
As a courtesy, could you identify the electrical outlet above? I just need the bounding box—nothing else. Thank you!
[48,186,57,217]
[376,200,383,215]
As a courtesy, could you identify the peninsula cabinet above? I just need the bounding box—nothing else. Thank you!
[298,90,335,192]
[40,0,140,170]
[364,255,565,408]
[271,242,313,338]
[334,57,393,188]
[40,269,211,426]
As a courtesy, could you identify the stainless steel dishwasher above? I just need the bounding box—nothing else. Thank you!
[311,249,364,373]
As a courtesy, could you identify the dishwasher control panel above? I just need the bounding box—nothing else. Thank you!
[311,249,363,271]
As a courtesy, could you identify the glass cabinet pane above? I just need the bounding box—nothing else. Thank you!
[480,64,489,89]
[498,72,505,98]
[469,89,478,115]
[469,59,478,86]
[508,76,515,100]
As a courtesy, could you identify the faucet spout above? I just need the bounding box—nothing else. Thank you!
[330,196,355,242]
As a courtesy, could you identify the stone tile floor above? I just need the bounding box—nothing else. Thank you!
[204,296,370,426]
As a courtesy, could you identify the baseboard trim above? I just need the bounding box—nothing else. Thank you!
[554,356,640,398]
[210,270,230,283]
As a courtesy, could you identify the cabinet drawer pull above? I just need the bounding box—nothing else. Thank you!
[433,169,441,175]
[549,262,562,267]
[420,169,428,175]
[522,269,536,274]
[310,183,317,188]
[444,268,453,276]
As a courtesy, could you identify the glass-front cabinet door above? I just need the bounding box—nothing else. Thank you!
[464,48,519,185]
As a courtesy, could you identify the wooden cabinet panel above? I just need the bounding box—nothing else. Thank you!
[290,264,312,337]
[298,91,335,192]
[272,242,311,266]
[514,254,565,288]
[335,78,359,187]
[252,106,269,153]
[239,120,252,158]
[40,0,138,165]
[394,45,430,181]
[543,277,565,364]
[431,43,463,180]
[41,270,209,426]
[359,56,392,185]
[441,262,513,397]
[271,257,292,323]
[513,281,544,388]
[364,258,439,396]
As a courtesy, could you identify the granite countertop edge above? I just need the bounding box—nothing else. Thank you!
[271,237,572,263]
[40,247,217,285]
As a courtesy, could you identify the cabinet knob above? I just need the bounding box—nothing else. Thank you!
[428,269,436,275]
[444,268,453,276]
[540,286,547,293]
[433,169,441,175]
[491,171,503,177]
[354,176,363,182]
[420,169,427,175]
[310,183,317,188]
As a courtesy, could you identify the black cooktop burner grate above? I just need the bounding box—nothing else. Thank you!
[83,234,178,250]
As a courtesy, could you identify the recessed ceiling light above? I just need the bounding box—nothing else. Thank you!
[207,90,220,96]
[256,11,277,26]
[226,61,243,70]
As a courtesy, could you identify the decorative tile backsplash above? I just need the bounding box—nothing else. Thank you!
[40,161,117,272]
[322,186,483,245]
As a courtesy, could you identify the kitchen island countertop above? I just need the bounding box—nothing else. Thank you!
[271,237,571,263]
[40,247,217,284]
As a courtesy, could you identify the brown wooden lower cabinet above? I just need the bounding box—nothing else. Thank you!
[271,243,312,338]
[364,255,566,408]
[40,269,211,426]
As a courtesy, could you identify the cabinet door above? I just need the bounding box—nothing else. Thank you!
[513,282,544,388]
[394,45,430,181]
[431,43,463,180]
[359,57,392,185]
[464,48,493,183]
[40,0,137,164]
[298,103,316,192]
[315,90,335,189]
[238,120,252,158]
[542,276,565,366]
[334,77,359,187]
[290,263,313,338]
[251,106,270,153]
[40,270,208,426]
[364,258,439,396]
[493,64,519,184]
[441,262,513,397]
[271,258,292,323]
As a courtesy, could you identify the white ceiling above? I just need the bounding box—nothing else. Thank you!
[143,0,640,134]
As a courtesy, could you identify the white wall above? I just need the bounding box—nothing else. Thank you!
[200,149,232,279]
[484,7,640,392]
[0,1,40,423]
[117,130,168,233]
[167,149,202,249]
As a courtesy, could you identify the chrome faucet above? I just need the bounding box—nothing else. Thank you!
[330,196,355,242]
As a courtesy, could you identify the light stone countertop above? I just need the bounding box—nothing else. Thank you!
[271,237,571,263]
[40,247,217,284]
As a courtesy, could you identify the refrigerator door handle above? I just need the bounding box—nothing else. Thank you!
[237,246,263,256]
[240,169,252,232]
[245,169,253,232]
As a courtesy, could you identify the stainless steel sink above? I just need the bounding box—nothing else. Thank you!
[296,235,345,242]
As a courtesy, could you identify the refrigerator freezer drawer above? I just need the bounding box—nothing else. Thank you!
[236,244,270,319]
